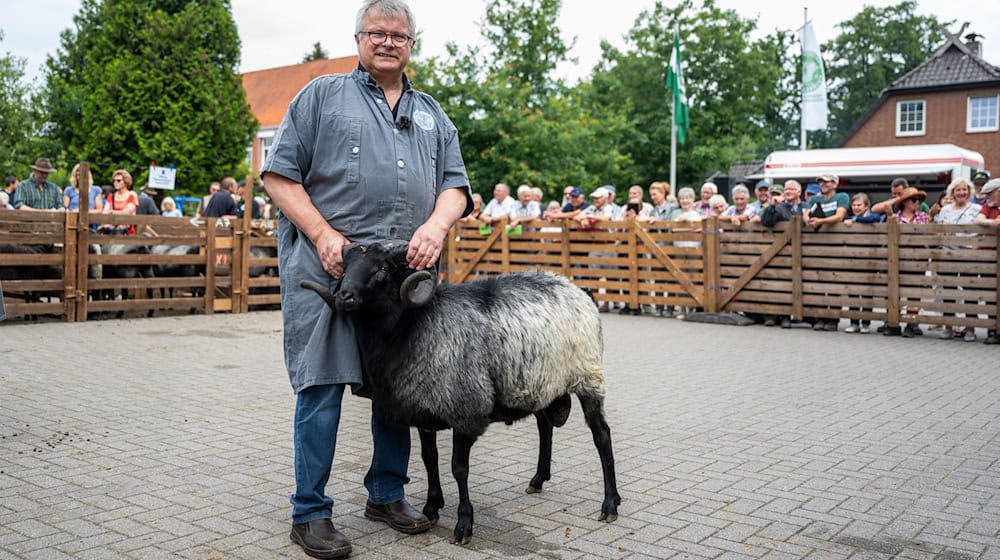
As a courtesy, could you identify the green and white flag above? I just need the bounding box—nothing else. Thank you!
[799,20,828,130]
[667,29,689,144]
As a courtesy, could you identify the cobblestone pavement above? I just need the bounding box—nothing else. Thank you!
[2,311,1000,559]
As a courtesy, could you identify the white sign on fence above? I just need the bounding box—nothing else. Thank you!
[148,165,177,190]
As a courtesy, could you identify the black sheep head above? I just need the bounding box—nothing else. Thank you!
[300,241,436,313]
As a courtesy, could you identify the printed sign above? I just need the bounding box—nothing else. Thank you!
[149,165,177,190]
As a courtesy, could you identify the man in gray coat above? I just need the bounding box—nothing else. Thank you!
[262,1,472,557]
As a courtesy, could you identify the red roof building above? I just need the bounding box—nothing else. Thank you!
[242,56,359,172]
[840,28,1000,175]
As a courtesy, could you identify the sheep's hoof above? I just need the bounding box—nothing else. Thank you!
[598,494,621,522]
[598,511,618,523]
[525,485,542,494]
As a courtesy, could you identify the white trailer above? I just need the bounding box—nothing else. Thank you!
[759,144,985,196]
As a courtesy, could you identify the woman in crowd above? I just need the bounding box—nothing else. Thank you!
[668,187,703,320]
[459,193,484,223]
[889,187,929,224]
[63,163,104,212]
[936,178,982,342]
[160,196,183,217]
[101,168,138,234]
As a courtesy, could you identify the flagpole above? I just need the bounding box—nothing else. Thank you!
[800,7,808,151]
[670,107,677,197]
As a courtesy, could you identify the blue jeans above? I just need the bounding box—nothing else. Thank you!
[290,384,411,523]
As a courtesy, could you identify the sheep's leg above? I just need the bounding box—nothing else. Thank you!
[578,394,621,522]
[527,412,553,493]
[418,429,444,523]
[450,432,476,545]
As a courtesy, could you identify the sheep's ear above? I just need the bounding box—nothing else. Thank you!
[300,279,340,309]
[400,270,435,307]
[388,242,411,266]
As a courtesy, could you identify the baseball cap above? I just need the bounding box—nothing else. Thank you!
[590,187,610,198]
[973,170,991,185]
[981,178,1000,195]
[805,183,821,195]
[769,183,785,194]
[569,187,584,197]
[817,174,839,184]
[755,179,772,190]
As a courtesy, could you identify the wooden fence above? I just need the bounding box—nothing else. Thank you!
[447,217,1000,332]
[0,210,278,321]
[5,208,1000,332]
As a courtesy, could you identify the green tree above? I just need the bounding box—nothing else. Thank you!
[41,0,257,192]
[820,1,948,145]
[411,0,630,200]
[0,30,36,177]
[587,0,798,189]
[302,41,329,63]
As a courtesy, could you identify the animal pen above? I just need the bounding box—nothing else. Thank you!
[3,209,1000,333]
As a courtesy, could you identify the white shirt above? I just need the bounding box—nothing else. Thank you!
[483,196,517,219]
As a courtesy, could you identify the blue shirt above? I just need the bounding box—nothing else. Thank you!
[262,67,472,392]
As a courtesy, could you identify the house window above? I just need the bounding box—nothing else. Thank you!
[968,95,999,133]
[260,133,275,166]
[896,100,925,137]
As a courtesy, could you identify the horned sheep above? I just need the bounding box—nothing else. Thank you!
[302,241,620,544]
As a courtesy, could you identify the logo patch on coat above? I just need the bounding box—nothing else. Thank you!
[413,110,435,131]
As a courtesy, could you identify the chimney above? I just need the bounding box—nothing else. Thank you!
[964,32,984,58]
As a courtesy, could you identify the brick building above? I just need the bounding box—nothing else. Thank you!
[841,29,1000,175]
[241,56,359,173]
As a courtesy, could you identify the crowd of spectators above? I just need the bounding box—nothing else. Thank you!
[2,157,269,223]
[457,172,1000,343]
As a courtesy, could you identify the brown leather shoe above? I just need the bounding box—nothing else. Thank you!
[364,498,432,534]
[290,518,352,559]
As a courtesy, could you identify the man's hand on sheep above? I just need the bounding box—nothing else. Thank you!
[408,220,448,270]
[315,228,350,278]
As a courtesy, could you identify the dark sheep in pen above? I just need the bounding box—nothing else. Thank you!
[302,241,620,545]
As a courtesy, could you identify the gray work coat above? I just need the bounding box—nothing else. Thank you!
[262,68,471,393]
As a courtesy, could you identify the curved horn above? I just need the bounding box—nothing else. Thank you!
[300,279,340,310]
[399,270,435,307]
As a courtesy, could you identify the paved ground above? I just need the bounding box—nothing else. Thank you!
[2,311,1000,560]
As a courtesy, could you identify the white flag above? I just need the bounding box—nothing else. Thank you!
[800,21,828,130]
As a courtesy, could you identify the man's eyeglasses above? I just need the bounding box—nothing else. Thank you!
[358,30,414,48]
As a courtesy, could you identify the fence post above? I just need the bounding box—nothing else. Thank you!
[204,218,217,314]
[886,217,900,328]
[75,162,91,322]
[63,212,78,322]
[560,220,571,279]
[239,174,255,313]
[446,225,458,283]
[791,217,803,321]
[702,216,720,313]
[501,216,511,274]
[628,219,639,310]
[995,233,1000,336]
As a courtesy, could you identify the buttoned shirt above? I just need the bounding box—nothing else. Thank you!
[13,177,63,210]
[483,196,517,219]
[262,67,472,392]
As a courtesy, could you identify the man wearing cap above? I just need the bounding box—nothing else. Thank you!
[545,187,589,219]
[972,170,991,206]
[871,177,930,215]
[749,180,771,213]
[13,158,64,211]
[806,174,848,228]
[575,187,617,311]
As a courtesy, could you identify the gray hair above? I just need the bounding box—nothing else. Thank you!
[700,182,718,195]
[677,187,696,200]
[356,0,416,37]
[784,180,802,192]
[731,185,750,198]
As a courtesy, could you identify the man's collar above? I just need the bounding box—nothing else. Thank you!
[355,63,412,91]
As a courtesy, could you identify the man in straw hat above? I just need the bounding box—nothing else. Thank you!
[12,158,64,211]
